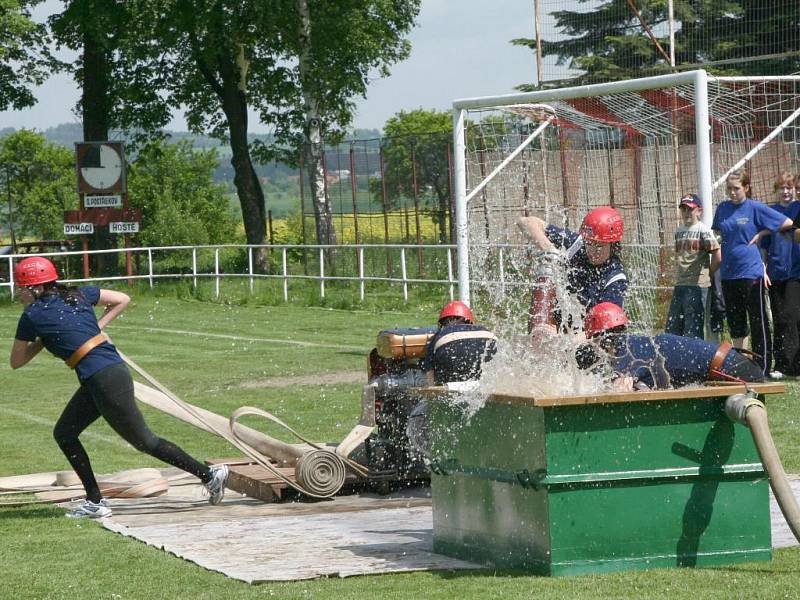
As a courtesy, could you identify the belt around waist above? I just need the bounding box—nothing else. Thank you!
[66,333,107,369]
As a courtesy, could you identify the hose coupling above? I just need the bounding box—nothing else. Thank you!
[533,249,565,280]
[724,391,765,426]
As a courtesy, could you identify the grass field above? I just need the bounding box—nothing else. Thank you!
[1,288,799,599]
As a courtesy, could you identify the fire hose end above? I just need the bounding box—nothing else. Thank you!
[533,249,565,280]
[724,391,765,426]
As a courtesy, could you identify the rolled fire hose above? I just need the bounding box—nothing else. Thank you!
[725,392,800,542]
[229,406,356,498]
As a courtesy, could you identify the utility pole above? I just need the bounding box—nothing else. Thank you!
[533,0,543,87]
[3,164,16,249]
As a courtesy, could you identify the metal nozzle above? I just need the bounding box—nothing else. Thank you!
[533,249,564,280]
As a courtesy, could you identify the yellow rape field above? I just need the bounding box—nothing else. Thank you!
[252,211,450,245]
[326,211,445,244]
[238,211,450,245]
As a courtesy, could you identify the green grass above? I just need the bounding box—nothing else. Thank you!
[1,292,800,599]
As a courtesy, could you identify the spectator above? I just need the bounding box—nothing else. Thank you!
[665,193,721,339]
[712,170,793,378]
[761,173,800,377]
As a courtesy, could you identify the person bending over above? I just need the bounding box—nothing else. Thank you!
[421,300,497,385]
[516,206,627,331]
[576,302,765,391]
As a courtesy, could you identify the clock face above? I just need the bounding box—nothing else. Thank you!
[80,144,123,191]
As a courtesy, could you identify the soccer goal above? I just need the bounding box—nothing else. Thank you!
[452,70,800,332]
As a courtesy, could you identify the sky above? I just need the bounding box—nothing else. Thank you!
[0,1,552,135]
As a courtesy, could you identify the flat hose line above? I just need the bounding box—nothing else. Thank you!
[0,478,172,507]
[116,347,370,499]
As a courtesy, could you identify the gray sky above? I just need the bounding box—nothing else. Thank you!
[0,1,546,134]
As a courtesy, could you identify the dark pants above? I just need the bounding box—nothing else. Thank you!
[53,363,210,503]
[721,278,771,375]
[665,285,707,339]
[718,349,766,383]
[769,279,800,376]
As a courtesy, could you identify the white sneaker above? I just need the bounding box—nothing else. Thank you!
[204,464,229,505]
[66,498,111,519]
[769,370,785,381]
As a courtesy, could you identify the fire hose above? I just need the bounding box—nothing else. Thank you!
[117,347,370,499]
[725,391,800,542]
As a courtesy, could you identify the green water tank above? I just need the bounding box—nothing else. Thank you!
[426,383,784,576]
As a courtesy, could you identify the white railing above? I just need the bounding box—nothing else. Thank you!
[0,243,457,302]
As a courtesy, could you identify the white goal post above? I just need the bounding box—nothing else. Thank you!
[452,69,800,331]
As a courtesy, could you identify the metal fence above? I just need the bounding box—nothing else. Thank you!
[0,243,457,303]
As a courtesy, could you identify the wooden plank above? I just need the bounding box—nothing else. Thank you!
[419,382,786,408]
[226,469,278,502]
[207,458,294,502]
[494,382,786,407]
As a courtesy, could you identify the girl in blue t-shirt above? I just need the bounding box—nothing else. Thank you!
[712,170,793,376]
[10,257,229,519]
[761,173,800,376]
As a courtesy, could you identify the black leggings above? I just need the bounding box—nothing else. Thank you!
[721,278,771,375]
[769,279,800,376]
[53,363,211,503]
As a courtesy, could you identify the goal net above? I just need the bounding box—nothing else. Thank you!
[454,71,800,337]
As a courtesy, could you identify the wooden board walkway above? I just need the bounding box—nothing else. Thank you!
[86,469,800,583]
[98,471,480,582]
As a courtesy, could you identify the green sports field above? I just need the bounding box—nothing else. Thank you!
[1,287,799,599]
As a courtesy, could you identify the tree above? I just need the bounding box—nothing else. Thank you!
[512,1,800,86]
[48,0,272,266]
[49,0,141,273]
[0,0,51,111]
[376,109,452,243]
[0,129,77,241]
[46,0,419,262]
[255,0,421,249]
[127,140,236,246]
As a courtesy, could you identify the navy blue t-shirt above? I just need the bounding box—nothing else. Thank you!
[610,333,721,388]
[544,225,627,310]
[15,286,123,383]
[762,201,800,281]
[712,199,788,280]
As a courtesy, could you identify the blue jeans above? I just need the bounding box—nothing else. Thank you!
[665,285,707,339]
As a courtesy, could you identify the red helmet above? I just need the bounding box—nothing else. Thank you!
[439,300,474,324]
[14,257,59,287]
[584,302,629,338]
[580,206,624,243]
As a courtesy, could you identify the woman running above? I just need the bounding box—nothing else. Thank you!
[10,256,229,518]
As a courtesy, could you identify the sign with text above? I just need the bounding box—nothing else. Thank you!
[64,208,141,226]
[109,221,140,234]
[64,223,95,235]
[84,194,123,208]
